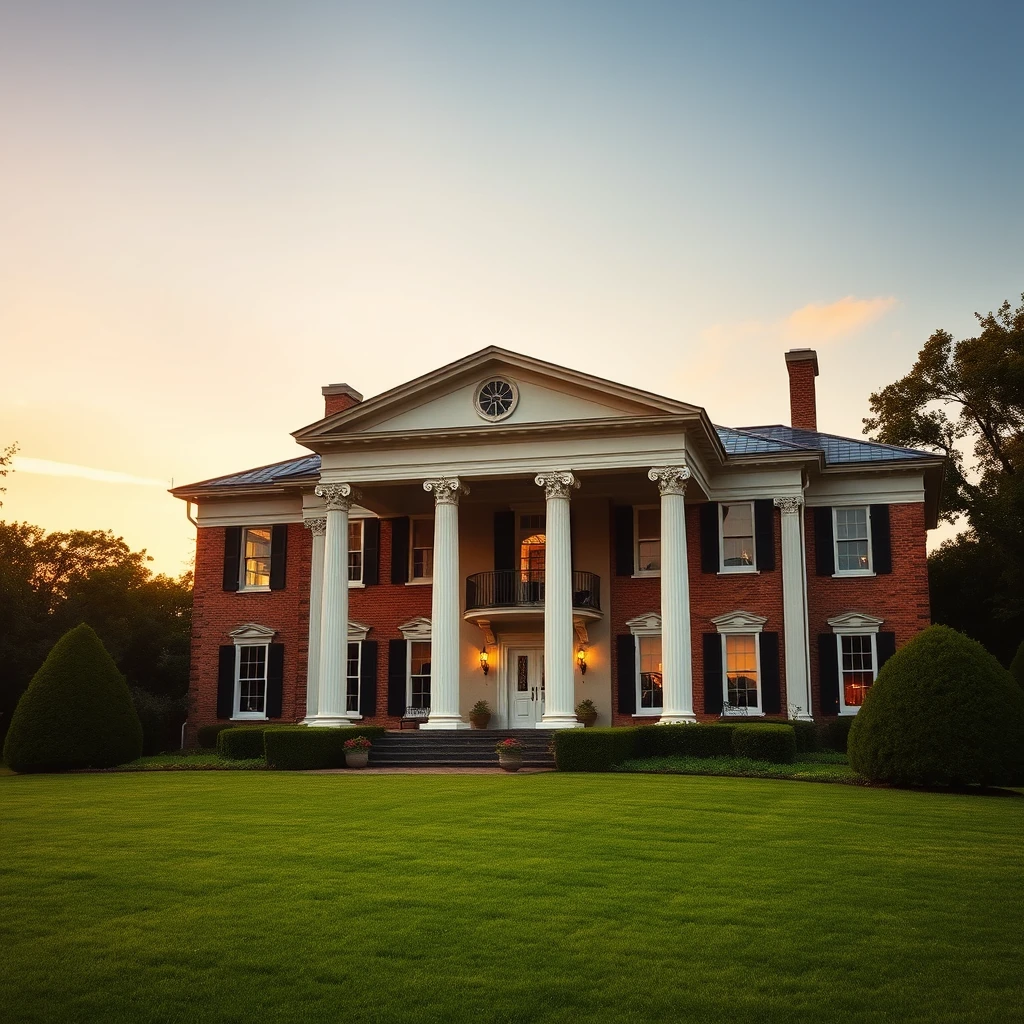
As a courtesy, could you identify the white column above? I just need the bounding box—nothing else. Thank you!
[310,483,359,728]
[302,517,326,723]
[420,477,470,730]
[649,466,697,724]
[775,496,813,721]
[536,471,583,729]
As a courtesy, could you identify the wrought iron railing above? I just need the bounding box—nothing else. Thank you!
[465,570,601,612]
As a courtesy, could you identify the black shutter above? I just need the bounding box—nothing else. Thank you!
[613,506,634,577]
[494,510,516,571]
[819,633,840,716]
[387,639,407,716]
[703,633,723,715]
[870,504,892,574]
[269,524,288,590]
[363,519,380,586]
[223,527,242,592]
[266,643,284,718]
[876,631,897,670]
[360,640,378,718]
[390,517,410,584]
[700,502,720,574]
[814,507,835,576]
[759,632,781,715]
[616,634,636,714]
[217,645,235,718]
[754,500,775,571]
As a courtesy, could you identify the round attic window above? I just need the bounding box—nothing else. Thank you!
[474,377,519,422]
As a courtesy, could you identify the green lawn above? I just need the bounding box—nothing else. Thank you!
[618,750,864,783]
[2,773,1021,1024]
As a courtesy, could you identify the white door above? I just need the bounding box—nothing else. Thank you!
[508,648,545,727]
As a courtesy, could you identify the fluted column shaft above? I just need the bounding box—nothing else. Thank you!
[311,483,359,727]
[303,518,326,721]
[420,477,470,730]
[536,471,583,729]
[775,496,813,720]
[650,467,697,724]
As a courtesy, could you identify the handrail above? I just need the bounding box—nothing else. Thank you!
[465,570,601,612]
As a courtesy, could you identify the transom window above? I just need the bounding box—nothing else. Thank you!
[474,377,519,421]
[242,527,272,589]
[725,634,759,711]
[345,641,361,714]
[840,634,876,712]
[411,518,434,580]
[408,640,431,710]
[637,635,663,711]
[237,644,267,716]
[721,503,755,570]
[349,520,364,583]
[635,507,661,573]
[834,507,871,573]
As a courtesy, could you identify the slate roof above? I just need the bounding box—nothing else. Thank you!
[182,455,322,491]
[719,424,938,466]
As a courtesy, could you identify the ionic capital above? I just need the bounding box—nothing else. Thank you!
[648,465,691,497]
[773,496,804,516]
[303,517,327,537]
[535,470,580,501]
[315,483,360,512]
[423,477,469,506]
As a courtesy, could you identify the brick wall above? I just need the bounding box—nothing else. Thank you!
[786,358,818,431]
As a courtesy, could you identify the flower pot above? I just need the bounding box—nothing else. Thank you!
[578,714,597,728]
[498,753,522,772]
[345,750,369,769]
[469,713,491,730]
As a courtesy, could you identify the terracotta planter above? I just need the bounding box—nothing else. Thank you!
[469,714,491,730]
[578,714,597,728]
[345,750,369,769]
[498,753,522,772]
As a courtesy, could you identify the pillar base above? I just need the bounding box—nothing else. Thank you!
[420,716,471,730]
[539,715,584,729]
[305,716,359,728]
[658,714,698,725]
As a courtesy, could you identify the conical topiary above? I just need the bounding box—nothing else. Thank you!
[1009,639,1024,691]
[848,624,1024,787]
[3,623,143,772]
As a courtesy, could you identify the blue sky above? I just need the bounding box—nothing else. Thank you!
[1,1,1021,572]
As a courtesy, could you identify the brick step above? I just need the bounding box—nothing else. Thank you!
[368,758,553,769]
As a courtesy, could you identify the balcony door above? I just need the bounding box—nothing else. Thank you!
[508,647,545,727]
[518,512,545,604]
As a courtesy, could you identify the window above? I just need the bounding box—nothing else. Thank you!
[410,518,434,581]
[637,635,663,712]
[724,634,759,711]
[635,507,661,573]
[474,377,519,421]
[408,641,431,709]
[839,634,876,713]
[720,503,755,571]
[236,644,268,717]
[834,506,872,574]
[241,527,272,590]
[345,641,361,714]
[349,519,364,583]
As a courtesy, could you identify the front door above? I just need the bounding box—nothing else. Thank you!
[508,647,545,727]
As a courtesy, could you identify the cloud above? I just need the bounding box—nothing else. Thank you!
[783,295,897,341]
[13,457,168,488]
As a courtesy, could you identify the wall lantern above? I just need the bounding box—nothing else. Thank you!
[479,650,489,676]
[576,647,588,677]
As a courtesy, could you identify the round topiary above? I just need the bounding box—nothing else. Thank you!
[3,623,143,773]
[848,624,1024,787]
[1009,639,1024,691]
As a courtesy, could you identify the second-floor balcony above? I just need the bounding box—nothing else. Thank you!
[465,570,601,615]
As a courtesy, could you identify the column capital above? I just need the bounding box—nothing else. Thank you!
[304,517,327,537]
[315,483,361,511]
[423,477,469,505]
[648,466,691,496]
[773,496,804,515]
[534,470,580,500]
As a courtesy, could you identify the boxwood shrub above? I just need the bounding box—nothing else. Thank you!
[735,717,817,753]
[817,716,854,752]
[263,726,387,770]
[553,728,639,772]
[197,724,231,749]
[731,723,797,764]
[1010,639,1024,691]
[634,723,736,759]
[217,726,275,761]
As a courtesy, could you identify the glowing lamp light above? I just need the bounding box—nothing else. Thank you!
[577,648,588,676]
[479,650,489,676]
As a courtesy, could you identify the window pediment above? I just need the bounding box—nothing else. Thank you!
[712,610,768,634]
[626,612,662,636]
[228,622,277,644]
[828,611,884,634]
[399,616,432,640]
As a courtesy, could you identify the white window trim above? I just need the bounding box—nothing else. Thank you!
[828,612,884,715]
[348,518,365,587]
[409,515,434,583]
[228,622,276,721]
[406,639,432,710]
[238,526,273,593]
[712,610,766,717]
[718,501,758,575]
[626,612,663,716]
[832,505,876,577]
[346,639,363,717]
[633,505,661,578]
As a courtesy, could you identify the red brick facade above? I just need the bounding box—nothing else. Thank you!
[785,351,819,431]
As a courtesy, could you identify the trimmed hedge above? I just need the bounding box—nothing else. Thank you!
[634,723,736,759]
[731,723,796,764]
[735,717,817,753]
[553,728,639,772]
[3,624,143,773]
[848,625,1024,787]
[1010,639,1024,690]
[264,726,387,770]
[817,716,854,753]
[217,727,274,760]
[197,724,231,749]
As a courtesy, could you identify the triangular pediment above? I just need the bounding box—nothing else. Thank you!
[294,347,702,442]
[827,611,884,632]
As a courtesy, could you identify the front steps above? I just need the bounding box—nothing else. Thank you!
[369,730,556,769]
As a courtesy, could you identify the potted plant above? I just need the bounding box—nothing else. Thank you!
[495,737,524,772]
[343,735,372,769]
[469,700,492,729]
[575,698,598,727]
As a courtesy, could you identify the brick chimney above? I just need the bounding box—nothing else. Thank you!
[322,383,363,418]
[785,349,819,431]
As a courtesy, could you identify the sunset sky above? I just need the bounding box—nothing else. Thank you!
[2,1,1022,575]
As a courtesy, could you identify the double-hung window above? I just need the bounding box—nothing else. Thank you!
[637,635,663,712]
[236,644,268,718]
[346,641,362,714]
[410,518,434,581]
[349,520,364,583]
[635,507,661,574]
[724,634,759,711]
[839,634,876,712]
[408,641,431,709]
[834,507,872,574]
[241,527,272,590]
[720,503,755,571]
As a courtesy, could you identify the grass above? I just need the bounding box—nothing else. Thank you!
[2,773,1021,1024]
[113,750,267,771]
[617,750,864,783]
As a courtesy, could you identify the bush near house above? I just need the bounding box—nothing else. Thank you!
[817,716,854,752]
[3,623,143,773]
[1010,639,1024,689]
[263,726,386,770]
[553,728,640,772]
[848,624,1024,787]
[196,724,233,749]
[217,726,277,761]
[731,724,797,764]
[634,723,736,759]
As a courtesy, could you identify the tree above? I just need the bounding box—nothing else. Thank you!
[0,442,16,506]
